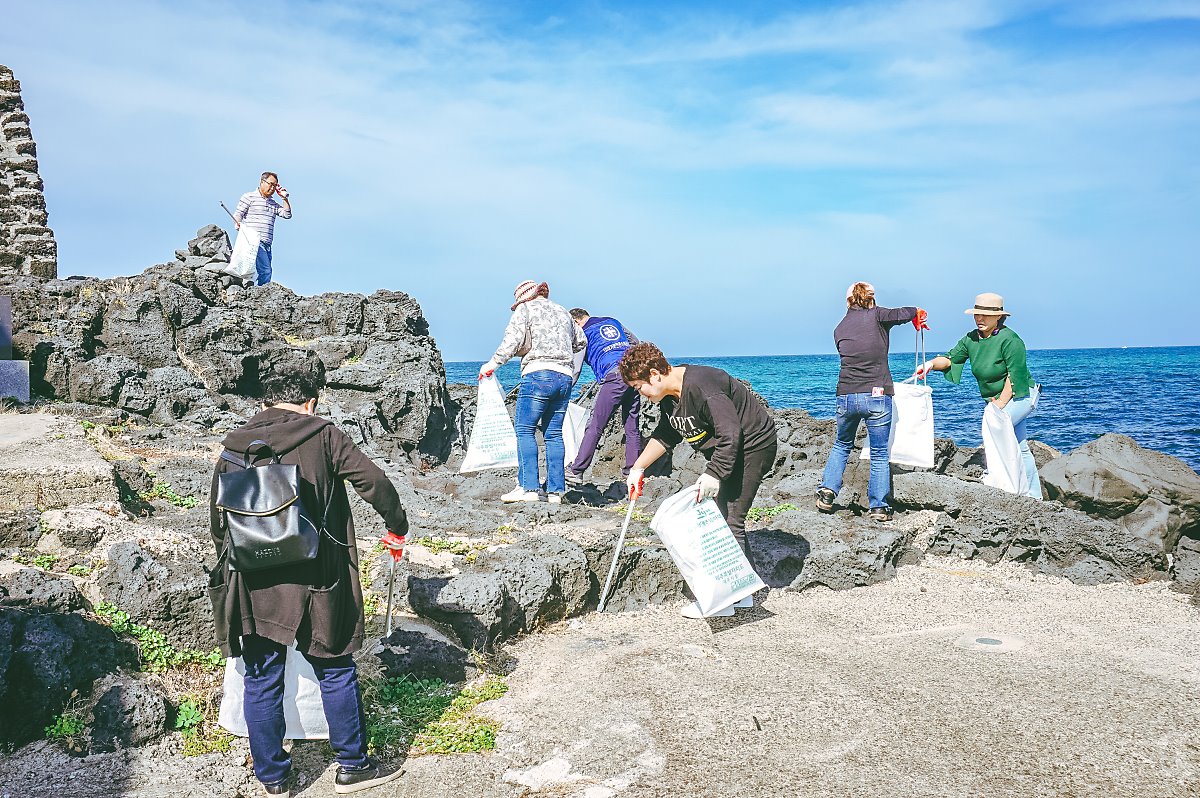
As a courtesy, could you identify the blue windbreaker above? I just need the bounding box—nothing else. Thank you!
[582,316,634,380]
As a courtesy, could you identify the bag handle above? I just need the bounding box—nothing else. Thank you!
[243,439,281,469]
[913,327,927,387]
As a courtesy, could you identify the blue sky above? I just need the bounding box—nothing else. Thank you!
[3,0,1198,360]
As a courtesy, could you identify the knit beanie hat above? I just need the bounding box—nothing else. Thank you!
[511,280,549,311]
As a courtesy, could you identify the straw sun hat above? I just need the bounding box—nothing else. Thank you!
[964,292,1010,316]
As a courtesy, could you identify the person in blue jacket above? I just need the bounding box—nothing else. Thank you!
[565,309,643,485]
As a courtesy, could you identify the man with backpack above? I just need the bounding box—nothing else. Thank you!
[208,354,405,796]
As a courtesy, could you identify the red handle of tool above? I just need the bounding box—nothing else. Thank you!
[381,531,405,562]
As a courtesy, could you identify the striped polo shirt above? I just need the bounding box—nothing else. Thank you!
[233,191,291,246]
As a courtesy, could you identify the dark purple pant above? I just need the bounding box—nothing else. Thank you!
[568,369,643,476]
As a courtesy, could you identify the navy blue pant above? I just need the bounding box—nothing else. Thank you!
[568,369,643,476]
[241,635,370,787]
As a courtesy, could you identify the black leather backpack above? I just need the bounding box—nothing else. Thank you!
[214,440,337,572]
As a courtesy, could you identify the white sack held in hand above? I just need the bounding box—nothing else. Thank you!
[862,378,935,469]
[460,374,519,473]
[981,401,1029,496]
[562,402,589,465]
[650,487,766,616]
[219,643,329,739]
[225,224,260,282]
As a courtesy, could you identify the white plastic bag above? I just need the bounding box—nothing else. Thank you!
[981,401,1029,496]
[562,402,589,465]
[218,643,329,739]
[650,487,766,616]
[460,374,519,473]
[861,379,935,468]
[225,224,260,283]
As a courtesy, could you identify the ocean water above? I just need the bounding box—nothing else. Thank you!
[446,346,1200,472]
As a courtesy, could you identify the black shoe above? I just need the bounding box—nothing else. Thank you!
[868,507,894,522]
[335,760,404,794]
[262,776,291,797]
[815,487,836,513]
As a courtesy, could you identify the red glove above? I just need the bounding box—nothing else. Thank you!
[912,308,929,331]
[627,468,645,500]
[380,531,406,563]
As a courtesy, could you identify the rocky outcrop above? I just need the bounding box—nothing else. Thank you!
[1040,433,1200,593]
[84,673,169,753]
[0,65,56,279]
[1,227,456,463]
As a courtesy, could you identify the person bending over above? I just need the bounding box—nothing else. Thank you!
[618,342,777,619]
[565,308,643,486]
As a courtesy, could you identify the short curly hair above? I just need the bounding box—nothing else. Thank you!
[618,342,670,384]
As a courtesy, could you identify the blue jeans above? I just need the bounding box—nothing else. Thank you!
[1002,394,1042,499]
[821,393,893,510]
[514,370,571,493]
[241,635,369,787]
[255,241,273,285]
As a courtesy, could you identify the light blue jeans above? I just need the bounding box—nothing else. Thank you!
[1002,394,1042,499]
[255,241,273,285]
[514,370,571,493]
[821,393,893,510]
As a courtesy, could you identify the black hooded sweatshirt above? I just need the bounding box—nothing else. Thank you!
[208,407,407,659]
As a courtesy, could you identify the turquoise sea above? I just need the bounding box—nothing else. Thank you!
[446,346,1200,472]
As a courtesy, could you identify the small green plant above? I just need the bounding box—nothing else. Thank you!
[31,553,59,570]
[747,503,800,522]
[174,699,203,732]
[94,602,223,673]
[68,564,93,577]
[413,536,489,557]
[496,523,515,535]
[361,675,510,756]
[609,504,652,524]
[175,697,233,756]
[44,712,85,741]
[139,481,199,509]
[79,419,96,431]
[344,354,362,365]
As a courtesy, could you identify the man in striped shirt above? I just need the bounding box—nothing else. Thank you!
[233,171,292,285]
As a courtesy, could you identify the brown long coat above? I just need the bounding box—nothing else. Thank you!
[208,408,407,658]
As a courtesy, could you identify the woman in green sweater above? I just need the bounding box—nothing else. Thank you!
[916,293,1042,499]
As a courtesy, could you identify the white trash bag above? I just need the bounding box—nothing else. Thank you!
[650,487,766,617]
[980,401,1029,496]
[460,374,519,473]
[861,378,935,469]
[562,402,590,466]
[224,224,260,283]
[218,643,329,739]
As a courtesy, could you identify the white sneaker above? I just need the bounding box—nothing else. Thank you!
[679,601,734,619]
[734,595,754,609]
[500,488,540,503]
[546,493,562,505]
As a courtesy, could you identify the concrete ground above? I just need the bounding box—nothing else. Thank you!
[292,556,1200,798]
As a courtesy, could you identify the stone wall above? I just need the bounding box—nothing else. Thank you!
[0,65,57,279]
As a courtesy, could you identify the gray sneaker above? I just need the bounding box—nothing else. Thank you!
[334,759,404,794]
[565,471,585,487]
[815,487,837,513]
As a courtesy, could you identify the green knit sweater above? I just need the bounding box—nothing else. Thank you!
[942,326,1034,400]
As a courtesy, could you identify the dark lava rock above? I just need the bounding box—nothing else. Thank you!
[0,566,85,613]
[893,472,1167,585]
[85,673,169,752]
[0,608,137,748]
[0,507,39,547]
[751,510,909,592]
[93,542,213,650]
[372,625,479,683]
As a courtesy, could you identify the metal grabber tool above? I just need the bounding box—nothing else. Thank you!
[598,496,638,613]
[380,531,406,637]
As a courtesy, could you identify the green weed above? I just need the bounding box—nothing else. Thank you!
[362,675,508,757]
[413,536,488,557]
[94,602,223,673]
[79,420,96,431]
[139,481,199,509]
[68,564,93,577]
[44,712,85,741]
[747,503,800,522]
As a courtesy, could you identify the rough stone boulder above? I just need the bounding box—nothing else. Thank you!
[84,673,170,753]
[0,608,137,748]
[892,472,1167,585]
[1040,434,1200,592]
[749,509,910,591]
[0,561,85,613]
[93,542,213,651]
[1,229,456,463]
[0,414,117,511]
[369,618,480,683]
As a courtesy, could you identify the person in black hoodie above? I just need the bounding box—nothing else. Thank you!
[618,342,777,619]
[208,354,405,797]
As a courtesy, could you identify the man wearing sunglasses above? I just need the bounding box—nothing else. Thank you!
[233,171,292,285]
